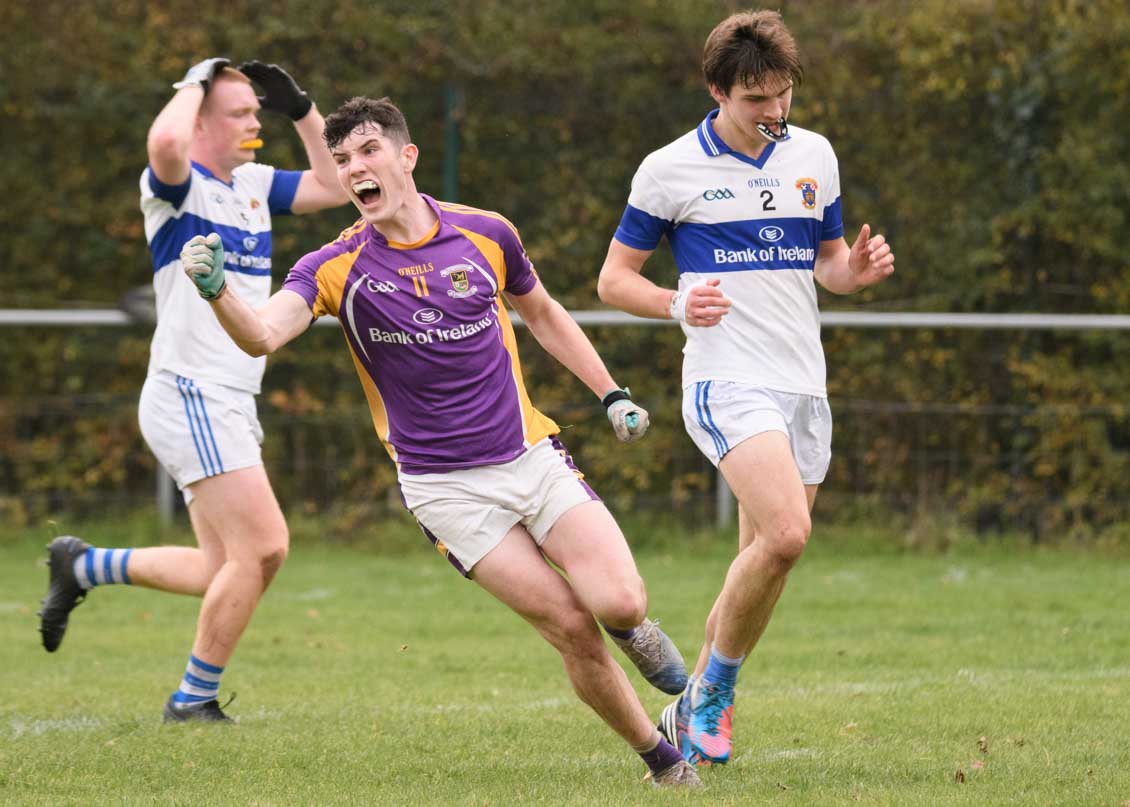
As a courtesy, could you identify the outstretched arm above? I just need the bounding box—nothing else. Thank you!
[181,234,313,356]
[814,223,895,295]
[505,281,648,442]
[238,61,348,214]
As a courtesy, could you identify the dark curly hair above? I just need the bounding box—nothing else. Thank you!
[323,96,411,150]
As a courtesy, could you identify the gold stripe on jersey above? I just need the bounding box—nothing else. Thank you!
[344,333,398,465]
[437,202,522,242]
[451,225,507,294]
[495,301,559,448]
[312,241,367,319]
[387,218,440,250]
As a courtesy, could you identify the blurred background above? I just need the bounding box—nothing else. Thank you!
[2,0,1128,545]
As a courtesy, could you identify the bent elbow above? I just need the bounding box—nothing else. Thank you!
[596,270,616,306]
[147,128,187,163]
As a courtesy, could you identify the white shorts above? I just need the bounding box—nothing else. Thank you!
[138,371,264,504]
[682,381,832,485]
[399,436,599,577]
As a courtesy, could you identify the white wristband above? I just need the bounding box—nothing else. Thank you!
[668,289,688,323]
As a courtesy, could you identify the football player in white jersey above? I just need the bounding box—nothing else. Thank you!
[598,10,894,766]
[37,57,348,722]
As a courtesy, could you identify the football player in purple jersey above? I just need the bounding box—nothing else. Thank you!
[178,96,699,788]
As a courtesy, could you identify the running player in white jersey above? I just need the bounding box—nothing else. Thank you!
[37,58,349,722]
[597,10,895,767]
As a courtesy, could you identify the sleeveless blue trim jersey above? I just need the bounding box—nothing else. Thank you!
[140,161,302,393]
[614,110,844,397]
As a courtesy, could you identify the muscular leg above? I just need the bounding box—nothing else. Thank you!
[692,431,817,674]
[124,529,225,596]
[687,481,813,673]
[539,501,647,632]
[179,465,289,666]
[472,524,655,748]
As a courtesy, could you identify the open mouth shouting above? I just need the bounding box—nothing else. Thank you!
[352,179,382,208]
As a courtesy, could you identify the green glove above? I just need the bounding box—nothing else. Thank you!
[180,233,227,300]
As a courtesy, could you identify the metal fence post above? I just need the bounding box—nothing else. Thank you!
[716,469,734,528]
[156,468,175,527]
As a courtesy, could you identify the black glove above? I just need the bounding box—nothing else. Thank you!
[172,57,230,93]
[237,60,313,121]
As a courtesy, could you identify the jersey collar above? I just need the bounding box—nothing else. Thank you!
[191,160,235,189]
[369,194,443,249]
[696,109,779,169]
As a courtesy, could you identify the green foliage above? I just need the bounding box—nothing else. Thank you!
[3,0,1129,538]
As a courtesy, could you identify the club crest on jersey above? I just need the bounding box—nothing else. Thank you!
[243,236,259,251]
[795,178,818,210]
[441,263,477,298]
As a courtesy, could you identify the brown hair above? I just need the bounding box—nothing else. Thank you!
[323,96,411,150]
[702,10,803,93]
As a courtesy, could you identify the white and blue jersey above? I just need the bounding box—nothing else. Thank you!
[614,110,843,397]
[140,161,301,393]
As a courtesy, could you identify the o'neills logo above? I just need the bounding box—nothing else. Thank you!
[397,262,434,276]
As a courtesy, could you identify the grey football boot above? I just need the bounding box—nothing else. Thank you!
[609,618,688,695]
[651,759,703,788]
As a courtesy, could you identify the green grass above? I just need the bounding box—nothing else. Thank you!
[2,522,1129,806]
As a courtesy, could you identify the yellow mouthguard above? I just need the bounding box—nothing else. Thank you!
[239,138,264,149]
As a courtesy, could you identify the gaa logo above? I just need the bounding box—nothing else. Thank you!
[758,226,784,242]
[702,188,736,201]
[413,308,443,325]
[366,279,397,294]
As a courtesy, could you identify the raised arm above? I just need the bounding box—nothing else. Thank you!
[813,223,895,295]
[505,281,649,442]
[238,61,348,214]
[146,58,229,185]
[181,234,313,356]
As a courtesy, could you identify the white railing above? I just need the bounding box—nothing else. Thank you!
[5,307,1129,526]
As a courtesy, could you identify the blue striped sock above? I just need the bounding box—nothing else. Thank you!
[173,655,224,705]
[702,644,743,688]
[72,548,133,590]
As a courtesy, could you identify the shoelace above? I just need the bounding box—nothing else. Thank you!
[696,682,732,734]
[632,622,662,661]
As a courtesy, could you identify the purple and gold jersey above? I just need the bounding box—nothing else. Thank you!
[283,195,559,475]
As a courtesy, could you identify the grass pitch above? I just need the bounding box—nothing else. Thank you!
[1,520,1129,805]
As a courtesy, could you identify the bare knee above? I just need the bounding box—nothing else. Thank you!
[539,607,606,662]
[596,576,647,629]
[258,542,288,588]
[761,515,811,569]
